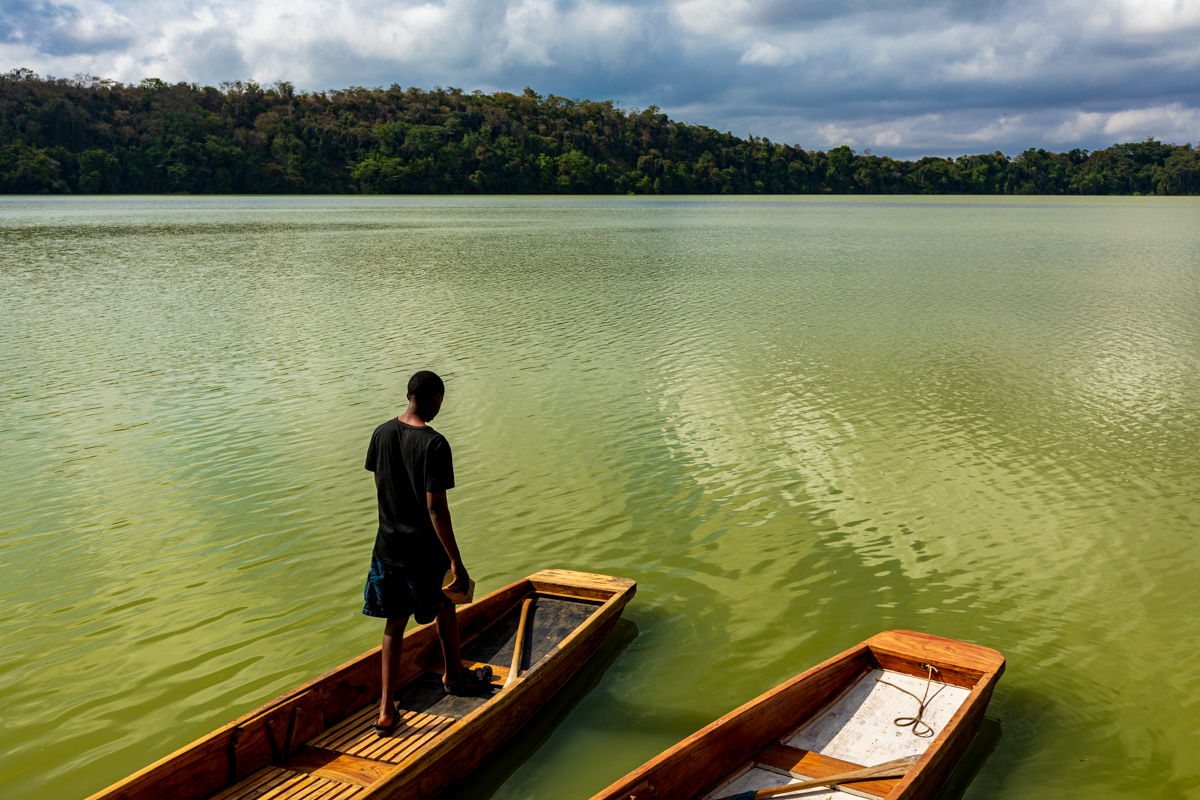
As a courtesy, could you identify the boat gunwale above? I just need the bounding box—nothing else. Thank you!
[848,631,1003,800]
[84,568,635,800]
[587,629,1003,800]
[358,569,637,797]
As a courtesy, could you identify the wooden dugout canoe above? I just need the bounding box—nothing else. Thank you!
[87,569,636,800]
[592,630,1004,800]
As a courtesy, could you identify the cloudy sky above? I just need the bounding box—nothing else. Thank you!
[2,0,1199,157]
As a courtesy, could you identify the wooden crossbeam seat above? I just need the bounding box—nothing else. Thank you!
[753,744,897,798]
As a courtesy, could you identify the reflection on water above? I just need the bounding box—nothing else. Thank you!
[1,196,1199,799]
[936,717,1003,800]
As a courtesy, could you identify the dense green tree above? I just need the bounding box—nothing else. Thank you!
[0,140,66,192]
[1,69,1197,195]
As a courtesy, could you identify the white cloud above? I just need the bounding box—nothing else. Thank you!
[1049,112,1106,142]
[957,114,1024,143]
[671,0,751,37]
[1103,104,1200,138]
[502,0,561,66]
[738,41,792,66]
[818,123,854,147]
[2,0,1199,155]
[1043,104,1200,147]
[873,129,903,147]
[1108,0,1200,34]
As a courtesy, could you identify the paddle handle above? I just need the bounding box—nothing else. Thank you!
[721,756,916,800]
[504,596,535,688]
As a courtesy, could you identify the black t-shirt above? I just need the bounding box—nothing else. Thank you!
[364,418,455,570]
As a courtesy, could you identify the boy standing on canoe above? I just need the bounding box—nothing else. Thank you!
[363,370,492,736]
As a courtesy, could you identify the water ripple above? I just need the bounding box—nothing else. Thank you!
[2,196,1199,799]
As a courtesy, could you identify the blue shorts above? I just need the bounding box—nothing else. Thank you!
[362,558,451,624]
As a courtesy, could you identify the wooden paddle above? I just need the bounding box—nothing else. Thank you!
[503,596,536,689]
[715,756,918,800]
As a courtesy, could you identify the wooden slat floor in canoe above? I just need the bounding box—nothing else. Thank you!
[213,706,455,799]
[307,705,457,762]
[210,766,366,800]
[208,595,602,800]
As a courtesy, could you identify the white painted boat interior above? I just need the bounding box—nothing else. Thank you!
[701,766,842,800]
[784,669,971,765]
[698,668,972,800]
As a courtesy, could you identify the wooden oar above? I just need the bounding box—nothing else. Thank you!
[503,596,536,689]
[716,756,917,800]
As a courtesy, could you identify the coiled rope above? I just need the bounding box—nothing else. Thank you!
[875,662,940,738]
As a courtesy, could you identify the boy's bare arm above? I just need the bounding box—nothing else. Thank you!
[427,490,468,592]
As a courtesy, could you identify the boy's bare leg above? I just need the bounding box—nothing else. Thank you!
[378,616,408,727]
[435,604,467,684]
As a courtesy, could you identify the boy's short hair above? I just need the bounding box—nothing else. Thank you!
[407,370,445,402]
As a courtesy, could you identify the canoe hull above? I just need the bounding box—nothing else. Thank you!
[590,630,1004,800]
[371,585,627,798]
[86,570,636,800]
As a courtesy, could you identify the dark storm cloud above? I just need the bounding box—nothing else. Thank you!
[0,0,78,43]
[2,0,1198,156]
[744,0,1014,27]
[1,0,132,55]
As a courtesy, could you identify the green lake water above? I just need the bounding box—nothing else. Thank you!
[2,195,1198,799]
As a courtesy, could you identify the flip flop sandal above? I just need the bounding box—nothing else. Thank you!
[373,704,400,737]
[443,665,493,696]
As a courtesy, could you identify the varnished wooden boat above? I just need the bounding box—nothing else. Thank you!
[87,569,636,800]
[592,630,1004,800]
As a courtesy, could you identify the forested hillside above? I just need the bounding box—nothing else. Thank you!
[2,69,1198,195]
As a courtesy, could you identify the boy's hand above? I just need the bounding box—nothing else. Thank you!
[449,559,470,594]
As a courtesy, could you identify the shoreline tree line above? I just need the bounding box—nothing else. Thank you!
[2,69,1198,196]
